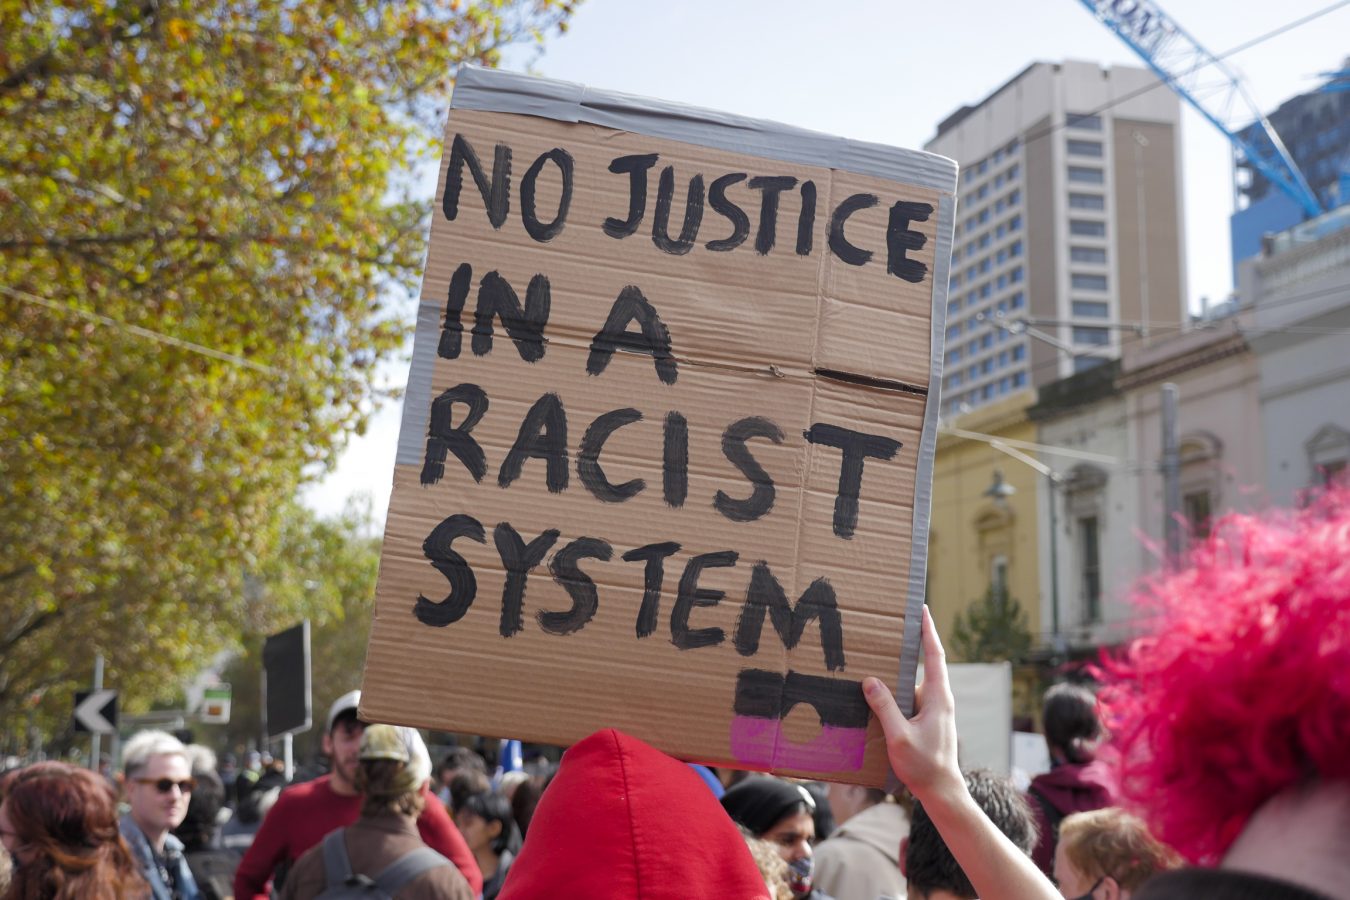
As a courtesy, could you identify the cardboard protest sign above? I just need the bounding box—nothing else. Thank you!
[360,66,957,785]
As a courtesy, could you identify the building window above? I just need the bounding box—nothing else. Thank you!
[989,553,1009,597]
[1012,371,1026,387]
[1072,300,1109,318]
[1070,219,1106,237]
[1067,112,1103,131]
[1068,166,1105,184]
[1012,344,1025,361]
[1306,424,1350,488]
[1067,139,1104,157]
[1009,214,1022,231]
[949,347,963,363]
[1010,292,1025,309]
[1071,273,1109,291]
[1074,355,1106,373]
[1183,490,1213,540]
[1073,326,1110,345]
[1070,246,1108,264]
[1069,192,1106,210]
[1010,267,1023,283]
[1009,240,1023,257]
[1079,516,1102,624]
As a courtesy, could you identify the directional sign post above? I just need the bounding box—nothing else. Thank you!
[200,684,232,724]
[74,689,118,734]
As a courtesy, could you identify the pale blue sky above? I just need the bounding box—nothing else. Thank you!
[303,0,1350,521]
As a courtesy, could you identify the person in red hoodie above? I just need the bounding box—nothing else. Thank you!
[1025,682,1117,875]
[232,691,481,899]
[497,728,772,900]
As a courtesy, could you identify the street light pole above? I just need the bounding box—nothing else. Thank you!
[987,440,1065,652]
[1046,471,1061,646]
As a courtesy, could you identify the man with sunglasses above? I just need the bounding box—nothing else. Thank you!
[120,729,201,900]
[233,690,481,900]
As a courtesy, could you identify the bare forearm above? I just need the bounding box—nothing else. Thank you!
[915,780,1060,900]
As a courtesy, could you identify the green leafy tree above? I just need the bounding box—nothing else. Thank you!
[0,0,577,735]
[950,585,1034,664]
[214,499,382,761]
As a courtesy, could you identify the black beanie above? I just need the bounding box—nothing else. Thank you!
[720,776,815,836]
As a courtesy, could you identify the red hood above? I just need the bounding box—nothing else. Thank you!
[498,729,771,900]
[1029,760,1118,813]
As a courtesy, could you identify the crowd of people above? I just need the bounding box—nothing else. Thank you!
[0,489,1345,899]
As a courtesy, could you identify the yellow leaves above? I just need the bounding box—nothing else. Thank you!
[167,18,194,45]
[1,0,581,743]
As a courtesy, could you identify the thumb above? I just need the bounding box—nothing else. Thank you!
[863,677,909,742]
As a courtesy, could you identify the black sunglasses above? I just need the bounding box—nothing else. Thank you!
[134,777,196,794]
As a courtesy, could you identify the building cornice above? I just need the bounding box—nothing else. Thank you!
[936,389,1037,451]
[1116,324,1249,392]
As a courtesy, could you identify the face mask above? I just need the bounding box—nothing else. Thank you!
[787,855,814,898]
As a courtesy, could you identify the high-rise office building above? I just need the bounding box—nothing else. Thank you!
[926,61,1186,416]
[1230,60,1350,278]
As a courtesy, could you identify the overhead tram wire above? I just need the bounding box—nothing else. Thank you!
[1020,0,1350,149]
[2,284,286,377]
[950,277,1350,395]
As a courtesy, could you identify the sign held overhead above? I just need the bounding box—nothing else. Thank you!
[361,67,957,786]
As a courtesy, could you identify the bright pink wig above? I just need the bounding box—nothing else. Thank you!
[1100,486,1350,864]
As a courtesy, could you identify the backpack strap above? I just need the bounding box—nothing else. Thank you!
[321,829,355,888]
[371,847,451,895]
[1027,786,1067,837]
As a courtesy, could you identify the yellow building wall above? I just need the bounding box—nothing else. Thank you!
[926,391,1043,652]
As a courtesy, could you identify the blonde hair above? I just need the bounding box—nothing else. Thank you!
[741,832,791,900]
[1059,807,1182,890]
[121,730,187,777]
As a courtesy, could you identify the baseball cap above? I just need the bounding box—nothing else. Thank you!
[325,689,363,733]
[358,724,434,793]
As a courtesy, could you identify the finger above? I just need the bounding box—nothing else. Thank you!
[863,677,911,742]
[919,606,952,703]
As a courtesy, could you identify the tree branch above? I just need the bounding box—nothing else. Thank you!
[1,0,160,94]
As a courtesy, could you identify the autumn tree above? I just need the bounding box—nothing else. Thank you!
[0,0,577,735]
[212,499,382,761]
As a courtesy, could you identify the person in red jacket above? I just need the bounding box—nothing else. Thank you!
[497,728,771,900]
[232,691,481,899]
[1025,683,1117,875]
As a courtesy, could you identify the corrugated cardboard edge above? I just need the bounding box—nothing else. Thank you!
[896,193,955,717]
[449,65,958,192]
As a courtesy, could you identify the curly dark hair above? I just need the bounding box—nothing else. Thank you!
[906,770,1037,900]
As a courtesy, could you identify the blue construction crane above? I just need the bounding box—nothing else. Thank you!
[1077,0,1326,218]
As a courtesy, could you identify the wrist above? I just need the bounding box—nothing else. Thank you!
[911,766,967,811]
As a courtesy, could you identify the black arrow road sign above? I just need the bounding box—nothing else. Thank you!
[73,689,118,734]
